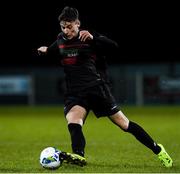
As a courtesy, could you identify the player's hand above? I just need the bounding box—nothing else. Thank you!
[37,46,48,55]
[79,30,93,42]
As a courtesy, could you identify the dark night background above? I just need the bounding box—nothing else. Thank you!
[1,1,179,67]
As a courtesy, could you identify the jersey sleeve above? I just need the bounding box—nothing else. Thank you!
[90,31,119,54]
[47,40,58,53]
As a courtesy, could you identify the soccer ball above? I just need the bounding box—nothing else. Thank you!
[39,147,62,170]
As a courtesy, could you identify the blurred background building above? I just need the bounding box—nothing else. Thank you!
[0,1,179,106]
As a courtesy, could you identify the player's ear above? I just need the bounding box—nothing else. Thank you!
[76,20,80,27]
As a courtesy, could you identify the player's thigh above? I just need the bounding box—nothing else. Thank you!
[64,93,89,125]
[109,111,129,130]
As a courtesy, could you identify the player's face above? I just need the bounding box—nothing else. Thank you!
[60,20,80,40]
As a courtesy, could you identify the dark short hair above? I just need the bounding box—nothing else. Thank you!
[58,6,79,22]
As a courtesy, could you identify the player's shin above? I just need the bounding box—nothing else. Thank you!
[68,123,86,157]
[125,121,161,154]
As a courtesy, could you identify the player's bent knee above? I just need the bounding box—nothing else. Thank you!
[66,105,87,125]
[66,114,84,125]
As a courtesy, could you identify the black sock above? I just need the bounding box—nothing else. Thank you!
[126,121,161,154]
[68,123,86,157]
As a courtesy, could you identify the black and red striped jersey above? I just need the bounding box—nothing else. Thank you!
[47,30,118,92]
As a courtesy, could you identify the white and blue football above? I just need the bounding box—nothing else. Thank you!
[39,147,61,170]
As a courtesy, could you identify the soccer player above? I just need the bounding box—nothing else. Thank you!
[37,6,173,168]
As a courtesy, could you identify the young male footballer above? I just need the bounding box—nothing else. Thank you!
[37,6,173,168]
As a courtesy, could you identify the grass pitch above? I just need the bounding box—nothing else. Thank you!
[0,105,180,173]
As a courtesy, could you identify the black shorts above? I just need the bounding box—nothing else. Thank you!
[64,83,119,117]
